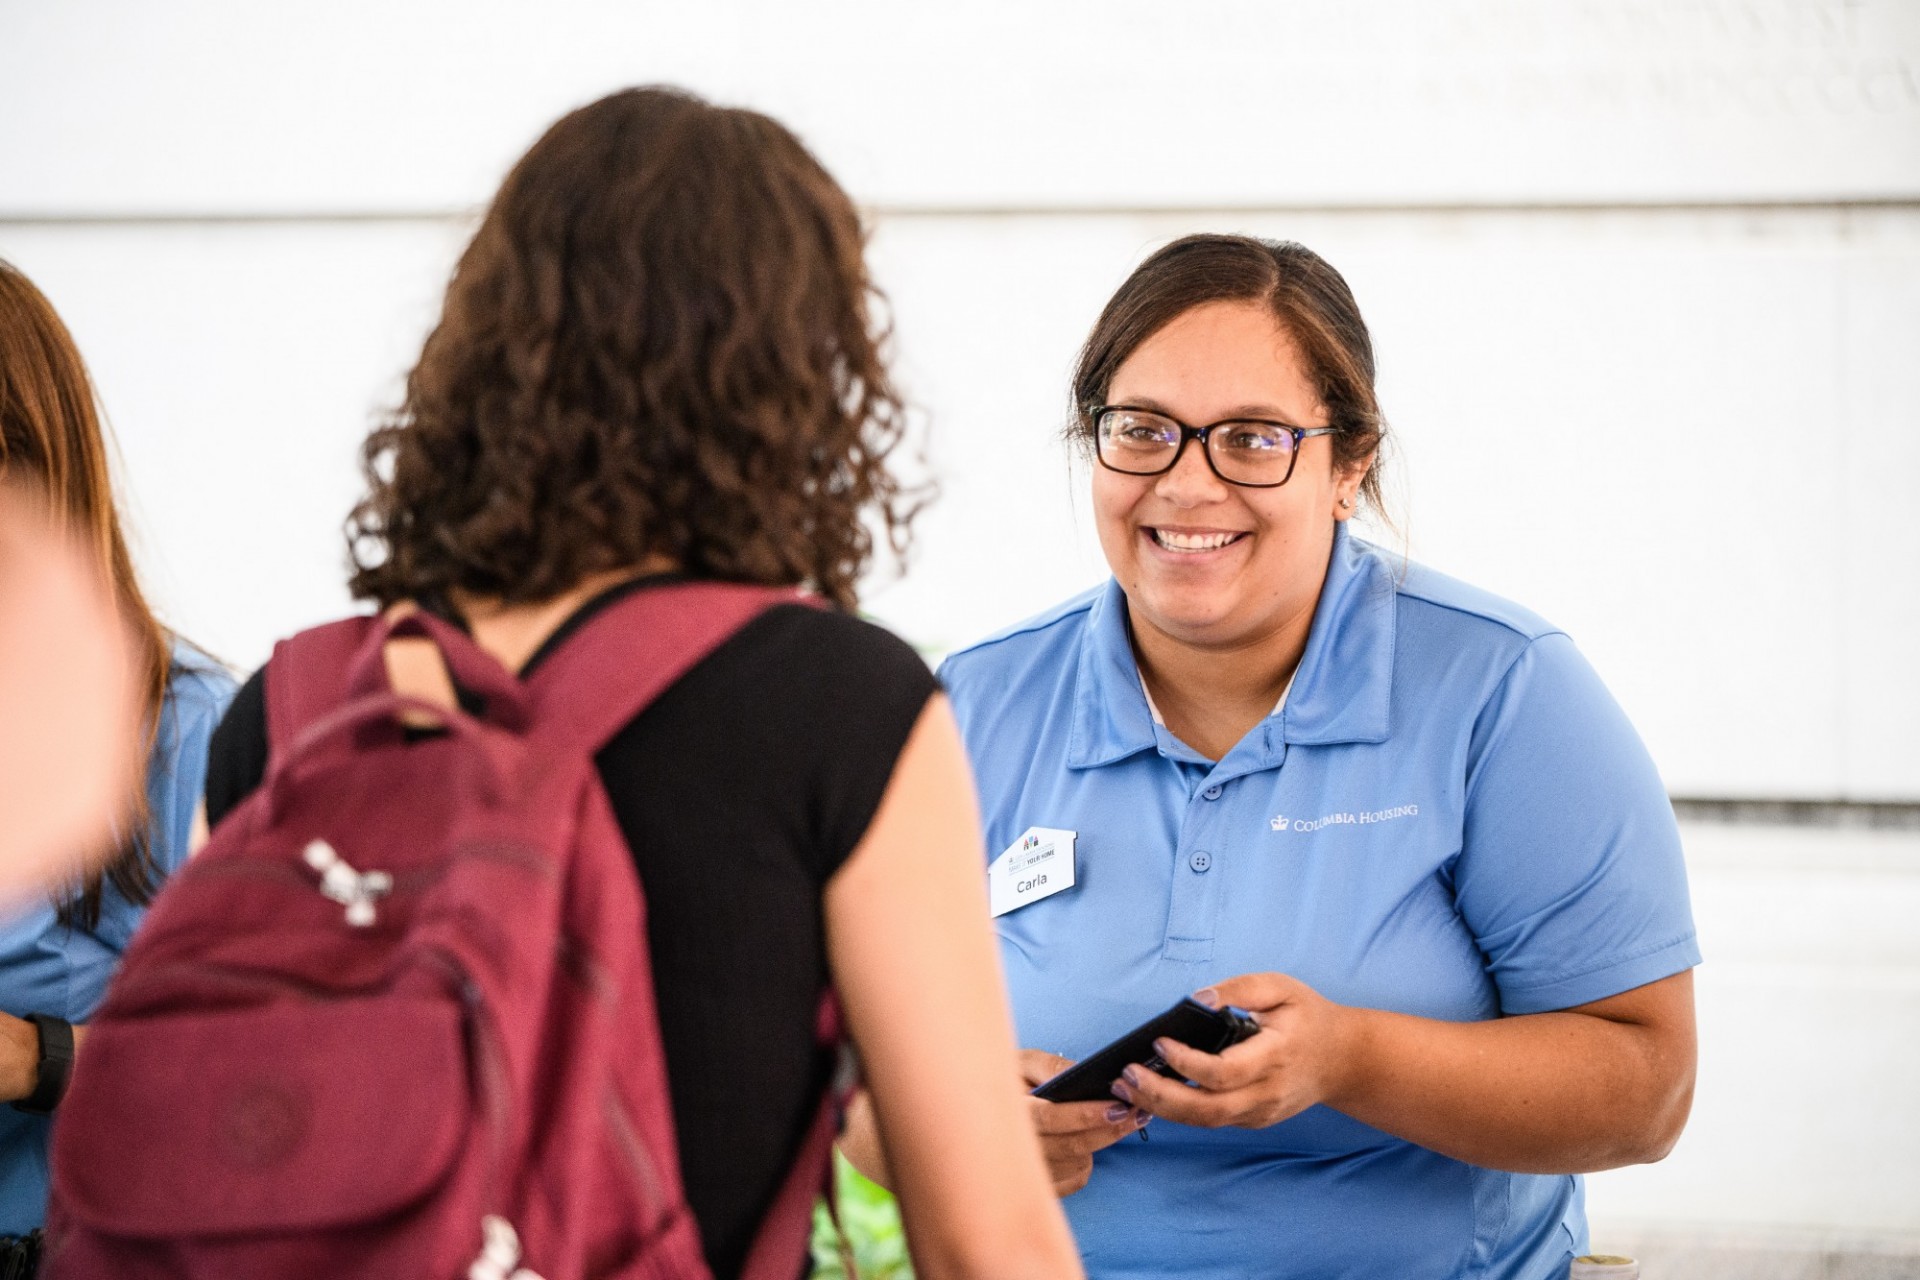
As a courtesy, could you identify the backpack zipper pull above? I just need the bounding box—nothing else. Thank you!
[301,840,394,928]
[470,1215,545,1280]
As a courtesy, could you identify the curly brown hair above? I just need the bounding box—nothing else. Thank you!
[348,86,915,611]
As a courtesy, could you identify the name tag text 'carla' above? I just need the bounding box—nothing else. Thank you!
[989,826,1078,917]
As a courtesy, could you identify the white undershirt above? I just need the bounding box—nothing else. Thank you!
[1138,667,1296,728]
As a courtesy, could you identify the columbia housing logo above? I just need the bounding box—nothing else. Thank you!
[1270,804,1419,833]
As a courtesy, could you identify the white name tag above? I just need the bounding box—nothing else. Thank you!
[988,826,1077,918]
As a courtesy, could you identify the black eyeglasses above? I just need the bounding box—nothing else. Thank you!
[1091,405,1337,488]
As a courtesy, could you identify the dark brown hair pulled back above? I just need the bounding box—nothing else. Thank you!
[349,86,913,611]
[1070,234,1388,512]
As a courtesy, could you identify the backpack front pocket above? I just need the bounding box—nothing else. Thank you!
[53,995,468,1238]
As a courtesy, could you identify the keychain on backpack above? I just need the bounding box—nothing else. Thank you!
[302,840,392,927]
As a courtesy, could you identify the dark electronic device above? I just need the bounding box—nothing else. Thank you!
[1029,997,1261,1104]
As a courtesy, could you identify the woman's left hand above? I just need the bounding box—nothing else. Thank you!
[1110,973,1358,1130]
[0,1012,44,1103]
[0,1013,86,1104]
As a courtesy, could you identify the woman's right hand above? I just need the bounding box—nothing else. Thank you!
[1019,1049,1148,1196]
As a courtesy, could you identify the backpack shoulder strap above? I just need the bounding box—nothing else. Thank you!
[524,580,811,755]
[532,579,848,1278]
[264,617,383,756]
[738,995,852,1280]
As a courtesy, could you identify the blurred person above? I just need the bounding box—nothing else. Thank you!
[848,234,1698,1279]
[0,490,139,894]
[179,88,1080,1280]
[0,260,234,1272]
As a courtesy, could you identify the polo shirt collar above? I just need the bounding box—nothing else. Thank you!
[1065,521,1395,770]
[1068,579,1160,769]
[1283,521,1395,747]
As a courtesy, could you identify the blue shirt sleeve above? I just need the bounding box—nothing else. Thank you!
[1454,632,1701,1015]
[87,653,236,957]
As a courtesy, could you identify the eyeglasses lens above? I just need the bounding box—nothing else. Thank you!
[1096,410,1295,485]
[1208,421,1295,484]
[1097,411,1183,474]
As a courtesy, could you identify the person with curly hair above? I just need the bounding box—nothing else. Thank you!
[0,259,235,1274]
[199,87,1081,1280]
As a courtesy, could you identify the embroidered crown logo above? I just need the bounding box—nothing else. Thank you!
[1269,814,1288,831]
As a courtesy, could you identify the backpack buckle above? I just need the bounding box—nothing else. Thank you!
[301,840,394,928]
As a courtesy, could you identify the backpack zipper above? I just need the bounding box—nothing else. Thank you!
[109,956,395,1007]
[180,837,556,893]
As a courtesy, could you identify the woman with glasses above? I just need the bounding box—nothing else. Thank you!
[859,234,1700,1278]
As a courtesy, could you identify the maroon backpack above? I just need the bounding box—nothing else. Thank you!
[45,582,841,1280]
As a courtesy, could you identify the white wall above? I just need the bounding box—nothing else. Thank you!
[6,0,1918,213]
[4,0,1918,1252]
[1586,822,1920,1253]
[6,0,1916,802]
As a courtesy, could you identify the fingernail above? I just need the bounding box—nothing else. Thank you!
[1134,1111,1152,1129]
[1110,1078,1133,1104]
[1152,1038,1172,1058]
[1104,1102,1130,1122]
[1193,987,1220,1009]
[1121,1065,1143,1087]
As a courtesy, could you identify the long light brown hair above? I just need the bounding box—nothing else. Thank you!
[0,259,175,928]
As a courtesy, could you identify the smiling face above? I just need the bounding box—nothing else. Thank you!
[1093,298,1366,656]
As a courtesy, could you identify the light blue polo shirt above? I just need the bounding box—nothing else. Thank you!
[939,524,1700,1280]
[0,643,234,1236]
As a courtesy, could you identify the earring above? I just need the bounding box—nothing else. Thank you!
[1338,497,1354,510]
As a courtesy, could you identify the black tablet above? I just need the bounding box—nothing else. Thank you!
[1029,997,1260,1104]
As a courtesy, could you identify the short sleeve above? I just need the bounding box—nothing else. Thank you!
[1454,632,1701,1015]
[148,657,236,876]
[204,665,270,830]
[91,652,237,954]
[596,604,941,888]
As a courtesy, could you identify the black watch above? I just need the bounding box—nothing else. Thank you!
[11,1014,74,1116]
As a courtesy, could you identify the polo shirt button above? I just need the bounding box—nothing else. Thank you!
[1189,850,1212,873]
[1202,785,1223,800]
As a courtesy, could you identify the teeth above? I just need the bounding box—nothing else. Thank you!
[1153,529,1242,552]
